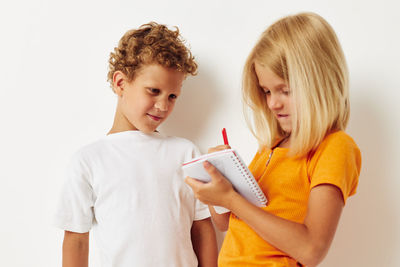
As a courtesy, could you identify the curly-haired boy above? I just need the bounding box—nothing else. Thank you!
[54,22,218,267]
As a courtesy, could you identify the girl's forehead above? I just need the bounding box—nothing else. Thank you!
[254,62,286,89]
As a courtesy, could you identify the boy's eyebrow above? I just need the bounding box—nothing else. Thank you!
[145,86,181,94]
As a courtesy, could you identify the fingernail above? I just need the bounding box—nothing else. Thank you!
[203,161,210,168]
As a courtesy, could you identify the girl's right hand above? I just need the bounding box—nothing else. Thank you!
[208,145,231,154]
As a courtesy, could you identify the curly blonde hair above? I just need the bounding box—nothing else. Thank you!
[107,22,198,88]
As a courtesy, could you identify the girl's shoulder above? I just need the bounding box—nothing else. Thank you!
[319,131,359,150]
[307,131,362,203]
[309,130,361,163]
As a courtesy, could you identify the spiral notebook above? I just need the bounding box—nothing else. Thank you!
[182,149,267,213]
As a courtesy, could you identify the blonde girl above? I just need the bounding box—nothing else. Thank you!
[186,12,361,267]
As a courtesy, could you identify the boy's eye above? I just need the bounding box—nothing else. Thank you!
[169,94,178,100]
[149,88,160,94]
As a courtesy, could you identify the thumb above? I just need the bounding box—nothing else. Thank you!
[203,161,223,182]
[185,176,205,189]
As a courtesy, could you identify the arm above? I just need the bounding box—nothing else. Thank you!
[186,162,344,267]
[208,205,230,232]
[62,231,89,267]
[206,145,231,232]
[191,218,218,267]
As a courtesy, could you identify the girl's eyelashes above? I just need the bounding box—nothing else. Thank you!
[260,86,270,95]
[261,86,290,96]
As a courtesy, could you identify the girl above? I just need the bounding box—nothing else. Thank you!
[185,12,361,267]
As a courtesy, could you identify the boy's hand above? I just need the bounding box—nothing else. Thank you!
[185,161,237,209]
[207,145,231,153]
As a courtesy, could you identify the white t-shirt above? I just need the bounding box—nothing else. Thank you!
[54,131,210,267]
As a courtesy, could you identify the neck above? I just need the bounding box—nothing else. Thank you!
[278,135,291,148]
[108,105,137,135]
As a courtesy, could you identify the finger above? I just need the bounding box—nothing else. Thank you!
[214,145,231,150]
[203,161,225,182]
[185,176,205,189]
[208,145,231,153]
[207,147,220,153]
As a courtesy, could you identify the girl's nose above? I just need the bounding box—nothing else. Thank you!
[268,94,282,110]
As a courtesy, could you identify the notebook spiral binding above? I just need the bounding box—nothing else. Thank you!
[230,155,267,206]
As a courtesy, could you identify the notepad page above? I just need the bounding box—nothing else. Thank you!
[182,149,267,208]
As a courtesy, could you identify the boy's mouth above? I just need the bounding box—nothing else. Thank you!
[147,113,163,121]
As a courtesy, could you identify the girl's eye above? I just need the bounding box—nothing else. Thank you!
[280,86,290,95]
[169,94,178,100]
[260,86,270,95]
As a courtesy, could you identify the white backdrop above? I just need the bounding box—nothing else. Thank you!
[1,0,399,266]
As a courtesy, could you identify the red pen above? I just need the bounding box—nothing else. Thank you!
[222,128,229,145]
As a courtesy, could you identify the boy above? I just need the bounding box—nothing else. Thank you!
[54,22,218,267]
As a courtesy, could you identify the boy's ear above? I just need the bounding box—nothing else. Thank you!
[112,71,127,96]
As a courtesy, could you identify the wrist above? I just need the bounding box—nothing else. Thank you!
[224,190,240,210]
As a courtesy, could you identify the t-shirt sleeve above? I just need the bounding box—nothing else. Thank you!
[308,132,362,204]
[193,198,211,220]
[53,151,95,233]
[187,143,212,220]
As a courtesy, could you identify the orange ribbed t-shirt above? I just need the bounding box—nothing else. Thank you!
[218,131,362,267]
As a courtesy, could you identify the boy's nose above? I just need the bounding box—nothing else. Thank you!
[154,99,169,111]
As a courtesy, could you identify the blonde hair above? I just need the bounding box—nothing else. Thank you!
[107,22,197,89]
[243,12,349,157]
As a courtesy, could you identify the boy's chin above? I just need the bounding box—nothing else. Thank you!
[137,126,159,134]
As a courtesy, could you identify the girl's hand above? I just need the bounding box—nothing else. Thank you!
[185,161,237,209]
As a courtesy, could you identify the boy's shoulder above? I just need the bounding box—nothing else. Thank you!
[160,134,201,159]
[71,132,199,162]
[68,137,109,165]
[163,134,197,148]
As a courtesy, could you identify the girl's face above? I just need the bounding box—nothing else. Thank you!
[254,62,293,134]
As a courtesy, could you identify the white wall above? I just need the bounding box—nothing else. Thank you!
[1,0,399,266]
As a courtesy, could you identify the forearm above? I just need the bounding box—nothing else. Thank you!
[208,205,230,232]
[62,232,89,267]
[186,160,344,266]
[227,192,329,266]
[191,218,218,267]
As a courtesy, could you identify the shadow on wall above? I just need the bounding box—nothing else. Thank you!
[159,65,223,145]
[321,85,399,266]
[159,65,227,249]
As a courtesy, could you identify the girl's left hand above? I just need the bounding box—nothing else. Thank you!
[185,161,237,209]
